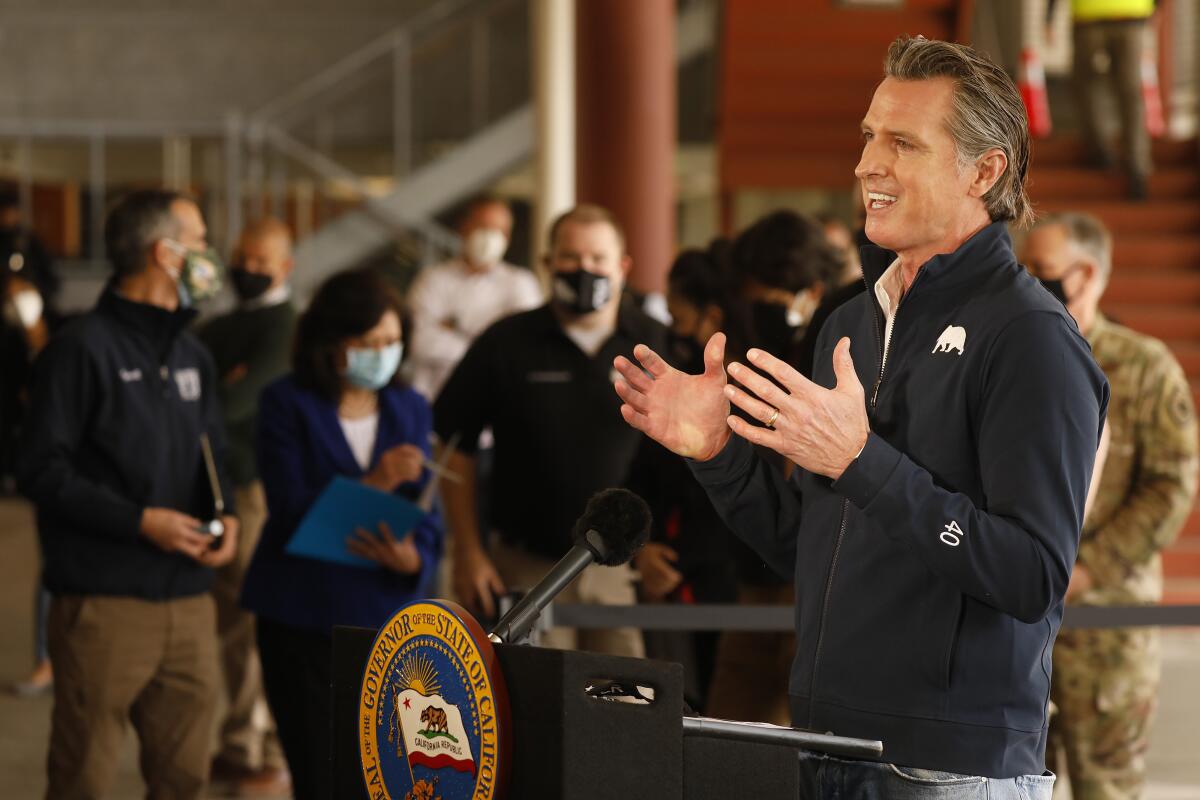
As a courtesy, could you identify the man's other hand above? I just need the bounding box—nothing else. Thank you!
[635,542,684,601]
[613,332,732,462]
[1065,564,1093,601]
[199,515,239,568]
[453,546,507,620]
[724,337,869,480]
[140,507,218,561]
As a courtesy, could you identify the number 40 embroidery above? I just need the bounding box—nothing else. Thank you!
[940,520,964,547]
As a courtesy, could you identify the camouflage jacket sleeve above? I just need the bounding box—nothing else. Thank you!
[1077,347,1199,588]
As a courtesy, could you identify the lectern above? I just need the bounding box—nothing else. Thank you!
[332,624,881,800]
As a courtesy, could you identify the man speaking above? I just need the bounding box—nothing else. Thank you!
[614,37,1108,796]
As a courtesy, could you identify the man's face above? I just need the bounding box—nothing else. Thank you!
[236,230,293,289]
[1020,223,1101,326]
[855,77,980,259]
[461,202,513,240]
[548,220,629,291]
[171,199,208,253]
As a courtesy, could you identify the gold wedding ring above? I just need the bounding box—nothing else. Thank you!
[765,407,780,428]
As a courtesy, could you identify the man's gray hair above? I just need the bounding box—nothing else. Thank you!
[104,189,188,278]
[884,36,1033,229]
[1037,211,1113,279]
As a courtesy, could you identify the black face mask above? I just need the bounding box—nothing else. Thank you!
[229,267,273,302]
[552,270,612,315]
[1039,278,1068,306]
[750,301,801,353]
[668,331,705,374]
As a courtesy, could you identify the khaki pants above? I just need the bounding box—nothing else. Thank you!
[491,539,645,657]
[211,481,283,770]
[705,583,795,726]
[46,594,220,800]
[1048,627,1161,800]
[1073,19,1152,178]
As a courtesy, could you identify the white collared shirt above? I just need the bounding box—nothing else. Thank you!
[405,258,543,399]
[339,412,379,471]
[874,257,906,374]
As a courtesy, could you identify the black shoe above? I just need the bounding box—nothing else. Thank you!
[1086,150,1117,171]
[1127,173,1149,202]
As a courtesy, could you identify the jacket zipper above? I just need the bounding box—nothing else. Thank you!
[807,272,911,727]
[870,278,907,410]
[807,500,848,728]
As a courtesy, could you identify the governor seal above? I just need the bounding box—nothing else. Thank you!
[360,600,509,800]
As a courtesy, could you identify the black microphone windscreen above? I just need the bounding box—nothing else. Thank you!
[571,488,652,566]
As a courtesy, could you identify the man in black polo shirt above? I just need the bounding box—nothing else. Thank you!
[435,204,665,656]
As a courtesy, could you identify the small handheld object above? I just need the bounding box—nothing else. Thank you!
[198,433,226,547]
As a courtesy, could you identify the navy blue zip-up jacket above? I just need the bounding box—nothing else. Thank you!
[691,223,1108,778]
[18,287,234,600]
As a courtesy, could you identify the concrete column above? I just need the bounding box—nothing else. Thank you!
[224,111,244,259]
[576,0,676,296]
[162,136,191,192]
[531,0,576,276]
[1167,0,1197,138]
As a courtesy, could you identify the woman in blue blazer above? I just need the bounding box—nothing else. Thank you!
[241,267,442,800]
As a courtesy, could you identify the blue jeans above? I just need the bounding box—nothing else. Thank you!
[797,751,1055,799]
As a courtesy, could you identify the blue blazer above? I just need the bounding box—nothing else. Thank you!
[241,374,443,633]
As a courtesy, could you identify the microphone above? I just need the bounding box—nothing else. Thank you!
[488,488,651,645]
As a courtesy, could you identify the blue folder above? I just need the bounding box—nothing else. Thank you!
[285,476,427,569]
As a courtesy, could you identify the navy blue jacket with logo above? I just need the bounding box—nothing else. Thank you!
[691,223,1108,778]
[18,288,234,600]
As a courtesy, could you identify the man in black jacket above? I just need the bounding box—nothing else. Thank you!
[614,37,1108,796]
[19,189,239,799]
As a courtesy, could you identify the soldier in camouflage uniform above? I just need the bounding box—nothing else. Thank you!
[1022,212,1199,800]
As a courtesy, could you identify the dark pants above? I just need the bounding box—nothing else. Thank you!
[257,618,333,800]
[1073,19,1152,178]
[34,577,50,664]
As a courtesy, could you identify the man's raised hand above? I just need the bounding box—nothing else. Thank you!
[613,332,732,462]
[723,337,869,480]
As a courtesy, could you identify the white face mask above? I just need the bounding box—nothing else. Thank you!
[463,228,508,268]
[3,288,43,329]
[785,288,821,328]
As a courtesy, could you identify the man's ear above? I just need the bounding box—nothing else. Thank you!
[1077,258,1107,294]
[151,239,176,269]
[968,147,1008,200]
[620,254,633,278]
[281,256,296,280]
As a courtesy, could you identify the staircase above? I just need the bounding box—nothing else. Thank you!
[1030,137,1200,604]
[255,0,718,298]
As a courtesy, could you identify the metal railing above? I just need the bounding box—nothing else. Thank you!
[232,0,530,268]
[549,602,1200,632]
[2,0,719,285]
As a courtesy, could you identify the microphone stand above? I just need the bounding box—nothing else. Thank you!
[489,530,609,645]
